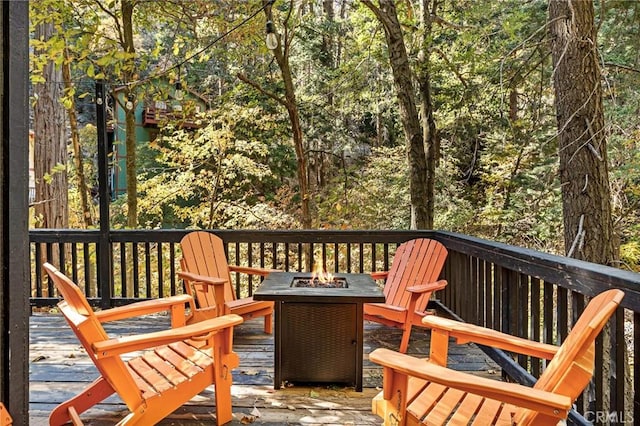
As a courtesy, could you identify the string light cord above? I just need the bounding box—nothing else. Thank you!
[119,0,276,89]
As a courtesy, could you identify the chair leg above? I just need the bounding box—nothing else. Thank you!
[398,324,412,353]
[264,312,273,334]
[49,377,115,426]
[213,363,235,425]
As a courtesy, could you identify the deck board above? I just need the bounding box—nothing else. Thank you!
[29,313,500,424]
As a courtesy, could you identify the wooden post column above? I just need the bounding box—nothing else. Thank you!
[0,2,30,424]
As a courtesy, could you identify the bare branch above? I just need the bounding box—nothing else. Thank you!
[236,73,288,107]
[604,62,640,74]
[93,0,125,47]
[431,47,468,88]
[430,13,467,30]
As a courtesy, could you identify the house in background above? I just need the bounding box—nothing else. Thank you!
[110,79,209,197]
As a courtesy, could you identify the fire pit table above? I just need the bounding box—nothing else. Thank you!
[253,271,384,391]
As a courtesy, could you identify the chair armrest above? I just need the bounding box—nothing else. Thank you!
[370,348,571,418]
[422,316,559,360]
[370,271,388,280]
[178,271,227,286]
[94,295,193,323]
[228,265,276,276]
[93,314,244,358]
[406,279,447,294]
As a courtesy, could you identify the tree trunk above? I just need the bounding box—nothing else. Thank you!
[322,0,335,105]
[33,21,68,230]
[549,0,622,415]
[417,0,437,229]
[122,0,138,228]
[63,46,92,228]
[363,0,430,229]
[264,0,311,228]
[124,104,138,228]
[317,0,335,189]
[549,0,616,264]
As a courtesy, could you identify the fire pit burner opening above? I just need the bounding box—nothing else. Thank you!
[291,277,348,288]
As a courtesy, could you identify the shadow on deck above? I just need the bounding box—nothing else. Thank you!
[29,314,499,425]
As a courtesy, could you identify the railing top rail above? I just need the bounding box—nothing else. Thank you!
[30,229,438,244]
[435,231,640,310]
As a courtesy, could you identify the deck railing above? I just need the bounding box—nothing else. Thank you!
[29,228,640,424]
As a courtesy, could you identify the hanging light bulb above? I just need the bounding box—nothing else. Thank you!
[174,81,184,101]
[265,20,278,50]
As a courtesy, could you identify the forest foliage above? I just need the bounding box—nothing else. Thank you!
[28,0,640,270]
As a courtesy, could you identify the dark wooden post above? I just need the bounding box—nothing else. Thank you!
[0,2,30,423]
[96,81,112,309]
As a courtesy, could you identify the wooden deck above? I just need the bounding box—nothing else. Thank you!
[29,313,500,425]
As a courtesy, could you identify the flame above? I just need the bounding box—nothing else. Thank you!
[311,261,334,283]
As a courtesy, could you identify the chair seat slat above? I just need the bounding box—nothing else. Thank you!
[155,344,205,377]
[142,351,189,387]
[128,357,174,394]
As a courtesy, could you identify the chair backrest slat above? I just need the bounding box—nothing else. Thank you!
[385,239,448,311]
[514,289,624,424]
[181,232,235,303]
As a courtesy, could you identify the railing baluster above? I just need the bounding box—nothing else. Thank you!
[284,243,290,271]
[119,242,127,298]
[46,243,54,297]
[543,281,554,345]
[234,242,240,299]
[144,242,152,297]
[157,243,163,299]
[383,243,389,272]
[71,242,78,284]
[308,242,314,272]
[497,265,507,334]
[470,256,479,325]
[272,242,279,269]
[58,242,65,276]
[248,242,254,296]
[516,273,528,369]
[83,243,91,297]
[169,242,176,296]
[530,277,541,376]
[132,242,139,298]
[484,260,492,329]
[320,243,326,271]
[34,243,43,298]
[370,243,376,274]
[557,287,568,342]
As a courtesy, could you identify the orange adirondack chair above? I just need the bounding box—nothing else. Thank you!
[364,238,448,353]
[0,403,12,426]
[370,288,625,425]
[43,262,243,426]
[179,231,274,333]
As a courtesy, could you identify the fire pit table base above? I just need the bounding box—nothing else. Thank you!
[253,272,385,392]
[278,301,359,388]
